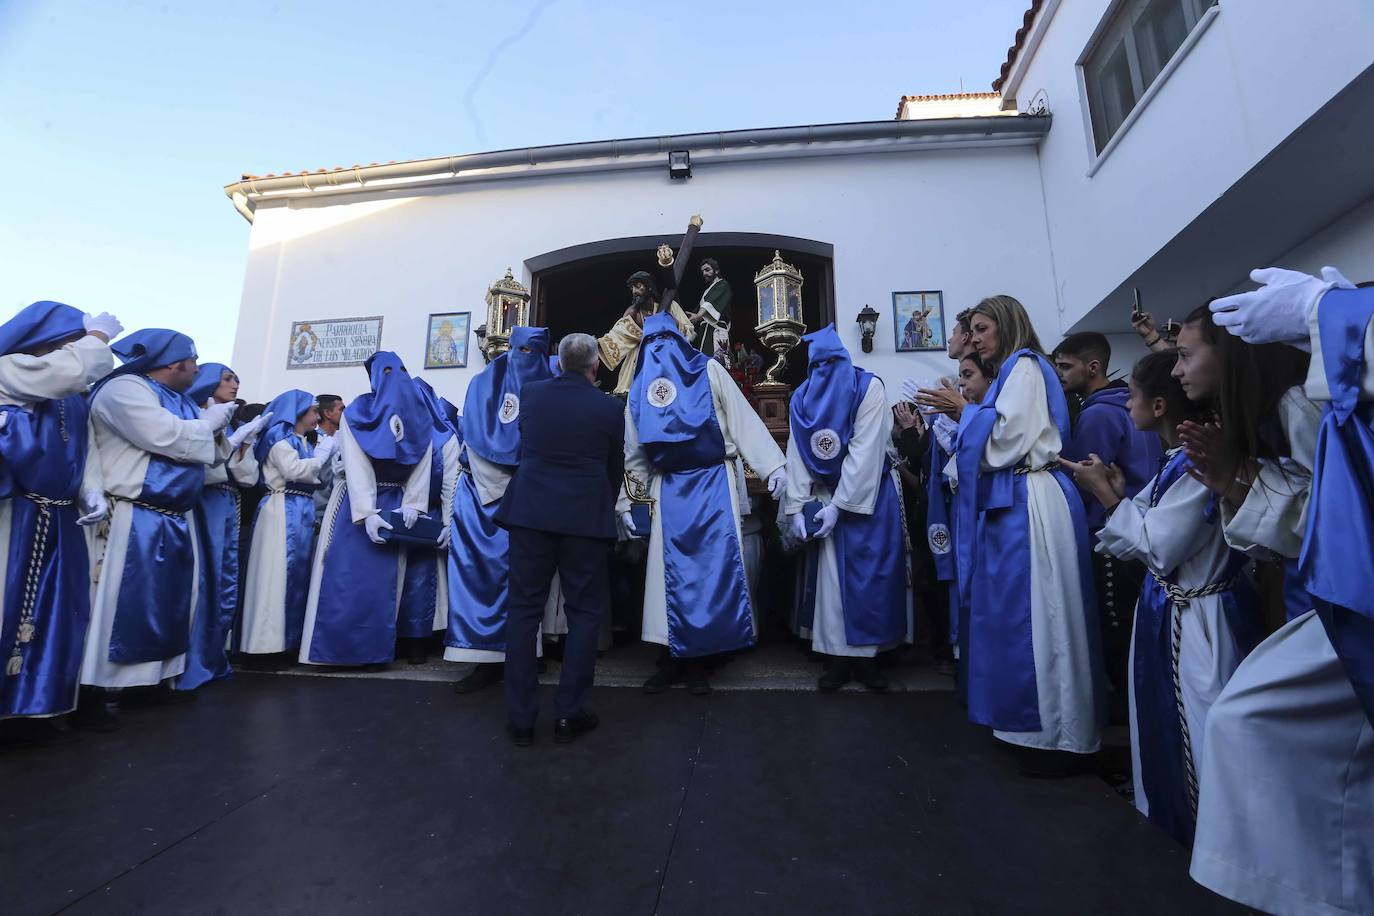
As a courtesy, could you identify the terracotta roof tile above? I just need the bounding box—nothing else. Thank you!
[993,0,1043,92]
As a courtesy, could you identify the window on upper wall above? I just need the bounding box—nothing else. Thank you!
[1083,0,1217,153]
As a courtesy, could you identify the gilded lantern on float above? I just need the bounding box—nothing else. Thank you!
[482,268,530,360]
[754,250,805,385]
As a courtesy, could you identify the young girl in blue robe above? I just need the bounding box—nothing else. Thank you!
[241,391,333,659]
[1071,350,1259,845]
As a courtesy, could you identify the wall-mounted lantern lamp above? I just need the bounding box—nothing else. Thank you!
[856,304,880,353]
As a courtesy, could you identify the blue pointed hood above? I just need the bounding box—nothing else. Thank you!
[345,351,431,465]
[789,325,870,488]
[461,326,554,465]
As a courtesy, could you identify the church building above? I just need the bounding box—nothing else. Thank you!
[225,0,1374,403]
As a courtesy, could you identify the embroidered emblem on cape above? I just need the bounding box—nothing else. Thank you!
[927,523,952,555]
[499,392,520,424]
[647,377,677,409]
[810,428,841,461]
[389,414,404,441]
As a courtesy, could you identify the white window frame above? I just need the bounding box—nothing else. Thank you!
[1077,0,1221,176]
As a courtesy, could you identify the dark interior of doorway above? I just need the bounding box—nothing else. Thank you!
[530,241,835,391]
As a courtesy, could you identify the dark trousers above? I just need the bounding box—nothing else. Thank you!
[1092,550,1146,699]
[503,526,610,729]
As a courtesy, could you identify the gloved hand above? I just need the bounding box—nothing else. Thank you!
[364,512,392,544]
[311,432,337,463]
[83,311,123,342]
[437,523,452,550]
[201,400,238,432]
[766,468,786,499]
[76,489,110,526]
[619,510,637,538]
[900,378,921,403]
[227,412,270,451]
[400,506,419,529]
[787,512,808,542]
[1210,266,1356,347]
[813,503,840,539]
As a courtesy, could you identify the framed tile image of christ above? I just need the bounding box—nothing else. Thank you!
[424,312,471,369]
[893,291,945,352]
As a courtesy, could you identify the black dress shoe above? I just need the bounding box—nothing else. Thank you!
[554,711,599,744]
[508,725,534,747]
[817,659,853,692]
[642,659,685,694]
[684,661,711,696]
[69,688,121,732]
[855,658,889,693]
[454,663,503,694]
[405,638,428,666]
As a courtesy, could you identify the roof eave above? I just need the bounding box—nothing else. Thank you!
[223,115,1050,223]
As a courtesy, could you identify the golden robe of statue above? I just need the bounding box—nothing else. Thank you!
[598,301,695,396]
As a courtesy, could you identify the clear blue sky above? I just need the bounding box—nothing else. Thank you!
[0,0,1027,365]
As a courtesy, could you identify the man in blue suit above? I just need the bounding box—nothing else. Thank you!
[497,332,624,746]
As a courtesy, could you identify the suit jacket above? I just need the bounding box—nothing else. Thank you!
[495,372,624,539]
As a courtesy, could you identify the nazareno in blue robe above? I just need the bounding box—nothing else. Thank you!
[630,314,753,658]
[1299,286,1374,724]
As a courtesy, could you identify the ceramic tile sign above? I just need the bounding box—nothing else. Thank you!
[286,316,384,369]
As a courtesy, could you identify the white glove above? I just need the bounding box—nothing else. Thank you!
[787,512,807,542]
[437,523,452,550]
[227,412,270,451]
[83,311,123,340]
[200,400,237,432]
[1210,266,1356,348]
[76,489,110,527]
[900,378,921,403]
[400,506,419,529]
[311,432,336,463]
[364,512,392,544]
[813,503,840,539]
[766,468,786,499]
[619,510,637,538]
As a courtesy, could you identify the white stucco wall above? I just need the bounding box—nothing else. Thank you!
[1259,194,1374,290]
[231,145,1059,406]
[1009,0,1374,328]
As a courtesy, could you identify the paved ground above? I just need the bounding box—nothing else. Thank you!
[0,672,1239,915]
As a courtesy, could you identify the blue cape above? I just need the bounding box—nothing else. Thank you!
[0,301,86,355]
[629,313,714,450]
[256,389,316,464]
[461,326,553,465]
[187,362,231,407]
[789,325,873,489]
[345,351,431,465]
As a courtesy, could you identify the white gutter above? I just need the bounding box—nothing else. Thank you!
[223,115,1050,223]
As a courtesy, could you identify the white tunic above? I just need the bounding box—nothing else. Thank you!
[1192,364,1373,915]
[1095,454,1251,821]
[0,337,112,709]
[81,375,220,688]
[239,438,332,654]
[624,359,785,650]
[297,414,431,665]
[429,435,462,631]
[783,376,913,657]
[947,357,1100,754]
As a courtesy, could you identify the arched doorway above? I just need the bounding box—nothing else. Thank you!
[526,232,835,389]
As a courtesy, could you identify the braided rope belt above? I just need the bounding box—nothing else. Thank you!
[6,493,75,677]
[110,494,187,518]
[1151,572,1238,818]
[1015,462,1059,475]
[273,487,315,498]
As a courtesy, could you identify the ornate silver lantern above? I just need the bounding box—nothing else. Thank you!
[753,250,805,385]
[482,268,530,360]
